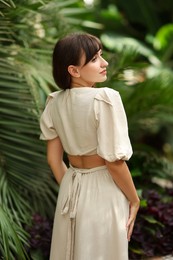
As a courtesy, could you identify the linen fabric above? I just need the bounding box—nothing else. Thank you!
[40,87,132,162]
[50,165,129,260]
[40,87,132,260]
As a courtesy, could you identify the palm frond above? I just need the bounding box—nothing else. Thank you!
[0,206,29,259]
[101,32,173,184]
[101,33,161,66]
[0,0,105,258]
[0,0,15,9]
[0,54,58,218]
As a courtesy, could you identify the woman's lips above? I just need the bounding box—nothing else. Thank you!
[100,70,107,75]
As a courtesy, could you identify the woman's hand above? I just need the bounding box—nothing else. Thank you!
[126,201,140,241]
[105,160,140,241]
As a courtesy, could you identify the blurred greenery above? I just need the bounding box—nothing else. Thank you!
[0,0,173,258]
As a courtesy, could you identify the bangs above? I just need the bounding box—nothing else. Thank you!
[78,34,102,65]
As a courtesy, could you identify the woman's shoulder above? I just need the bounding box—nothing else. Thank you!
[45,90,63,105]
[95,87,120,105]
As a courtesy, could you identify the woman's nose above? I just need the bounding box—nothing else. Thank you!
[101,57,109,67]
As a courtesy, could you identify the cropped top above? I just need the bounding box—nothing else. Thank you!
[40,87,132,162]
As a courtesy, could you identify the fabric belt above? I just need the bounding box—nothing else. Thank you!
[61,164,106,260]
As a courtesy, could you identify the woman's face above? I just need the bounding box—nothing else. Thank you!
[72,49,109,87]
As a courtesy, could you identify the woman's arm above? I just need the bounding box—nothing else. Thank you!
[106,160,140,241]
[47,137,67,184]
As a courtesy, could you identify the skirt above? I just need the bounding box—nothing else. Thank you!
[49,165,129,260]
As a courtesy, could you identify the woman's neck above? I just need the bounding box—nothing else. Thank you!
[71,79,94,88]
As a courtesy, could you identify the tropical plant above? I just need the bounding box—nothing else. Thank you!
[97,1,173,187]
[94,3,173,257]
[0,0,100,258]
[98,0,173,39]
[0,2,56,259]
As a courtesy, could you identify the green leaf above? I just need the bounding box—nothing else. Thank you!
[140,199,147,207]
[101,33,161,66]
[142,215,164,226]
[0,206,29,259]
[154,24,173,61]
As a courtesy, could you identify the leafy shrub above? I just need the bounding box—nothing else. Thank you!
[26,214,53,259]
[129,189,173,259]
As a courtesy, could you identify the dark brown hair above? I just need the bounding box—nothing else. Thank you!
[52,33,102,90]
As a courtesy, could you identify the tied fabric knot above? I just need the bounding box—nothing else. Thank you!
[60,164,106,260]
[61,169,82,219]
[61,166,83,260]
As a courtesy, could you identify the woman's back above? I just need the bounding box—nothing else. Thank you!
[50,87,99,156]
[40,87,132,161]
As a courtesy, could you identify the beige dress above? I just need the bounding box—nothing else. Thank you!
[40,87,133,260]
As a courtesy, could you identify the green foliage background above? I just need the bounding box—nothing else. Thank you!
[0,0,173,259]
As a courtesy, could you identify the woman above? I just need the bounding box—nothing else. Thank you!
[40,33,140,260]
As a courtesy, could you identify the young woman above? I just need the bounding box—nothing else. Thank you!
[40,33,140,260]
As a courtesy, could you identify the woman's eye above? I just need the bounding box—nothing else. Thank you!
[92,56,97,62]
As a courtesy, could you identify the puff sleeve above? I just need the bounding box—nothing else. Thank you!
[94,88,132,162]
[40,93,58,140]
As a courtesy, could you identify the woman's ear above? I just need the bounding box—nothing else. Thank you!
[68,65,80,78]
